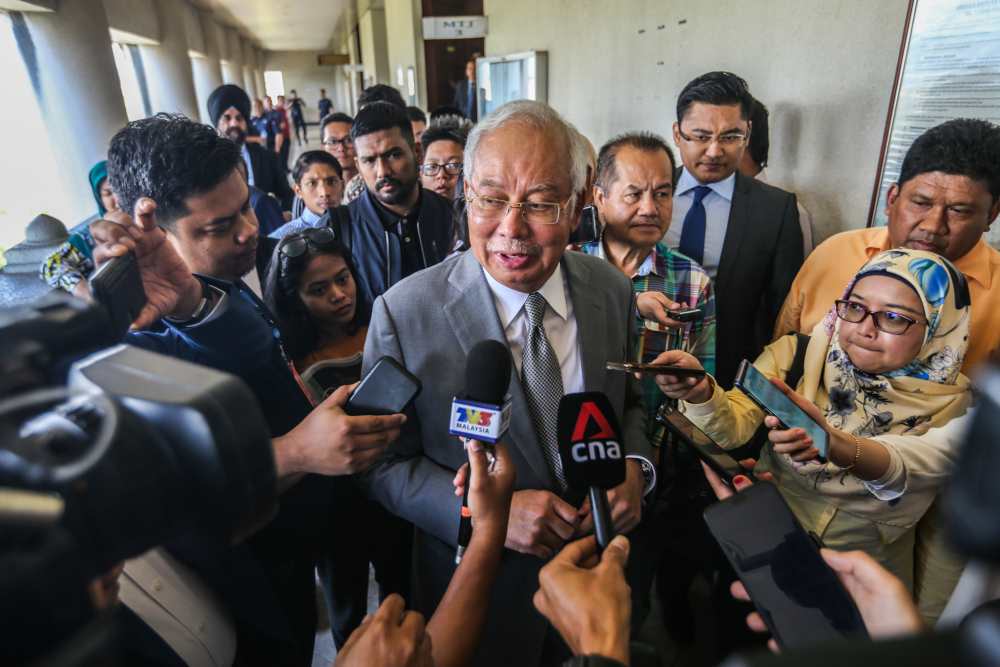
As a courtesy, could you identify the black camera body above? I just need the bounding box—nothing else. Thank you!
[0,292,277,663]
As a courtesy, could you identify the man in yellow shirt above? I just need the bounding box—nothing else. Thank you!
[774,118,1000,373]
[774,118,1000,625]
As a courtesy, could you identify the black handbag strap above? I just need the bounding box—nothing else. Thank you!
[785,332,811,390]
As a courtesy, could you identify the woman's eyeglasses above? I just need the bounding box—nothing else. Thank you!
[279,227,337,259]
[834,299,924,335]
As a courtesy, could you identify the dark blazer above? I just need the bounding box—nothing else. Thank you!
[348,187,455,307]
[362,250,650,667]
[710,171,803,387]
[452,80,478,121]
[247,142,294,211]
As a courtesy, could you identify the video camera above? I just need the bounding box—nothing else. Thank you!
[0,292,278,663]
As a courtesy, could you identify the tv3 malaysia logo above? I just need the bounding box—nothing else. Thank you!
[571,401,621,462]
[456,406,497,427]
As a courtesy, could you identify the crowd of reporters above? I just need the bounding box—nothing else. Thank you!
[10,62,1000,667]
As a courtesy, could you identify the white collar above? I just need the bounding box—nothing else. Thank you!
[482,262,569,328]
[676,167,736,201]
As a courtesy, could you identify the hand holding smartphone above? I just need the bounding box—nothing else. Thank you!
[734,360,829,458]
[656,405,752,487]
[89,251,147,339]
[345,356,421,416]
[606,361,706,378]
[703,483,869,649]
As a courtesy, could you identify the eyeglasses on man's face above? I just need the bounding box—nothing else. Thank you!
[835,299,925,336]
[322,137,353,149]
[676,126,749,148]
[420,161,463,177]
[466,187,567,225]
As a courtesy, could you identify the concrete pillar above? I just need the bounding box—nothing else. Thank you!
[16,0,129,217]
[220,28,243,86]
[255,49,266,100]
[241,39,257,99]
[138,0,199,119]
[191,11,224,125]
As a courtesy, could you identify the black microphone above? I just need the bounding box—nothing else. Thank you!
[451,340,512,564]
[557,392,627,550]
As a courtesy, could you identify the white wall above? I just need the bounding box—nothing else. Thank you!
[263,51,346,123]
[484,0,910,242]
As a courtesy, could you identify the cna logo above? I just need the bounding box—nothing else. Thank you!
[571,401,621,462]
[456,407,495,426]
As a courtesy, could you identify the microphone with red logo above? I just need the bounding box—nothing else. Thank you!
[450,340,513,563]
[557,392,627,550]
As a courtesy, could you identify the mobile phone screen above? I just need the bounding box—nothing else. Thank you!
[735,361,829,457]
[659,408,746,483]
[346,356,421,415]
[703,483,869,649]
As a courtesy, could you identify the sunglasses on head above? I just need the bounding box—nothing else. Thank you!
[279,227,338,259]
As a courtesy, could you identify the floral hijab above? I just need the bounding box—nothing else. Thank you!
[803,248,971,439]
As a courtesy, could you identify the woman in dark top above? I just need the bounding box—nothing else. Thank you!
[263,229,411,649]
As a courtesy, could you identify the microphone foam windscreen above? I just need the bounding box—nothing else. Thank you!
[557,392,627,490]
[464,339,512,404]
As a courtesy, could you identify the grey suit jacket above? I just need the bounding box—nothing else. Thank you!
[362,249,649,667]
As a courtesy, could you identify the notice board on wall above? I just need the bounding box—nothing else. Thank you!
[868,0,1000,242]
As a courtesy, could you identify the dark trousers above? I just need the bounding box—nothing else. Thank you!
[292,115,308,143]
[279,139,291,173]
[317,481,413,648]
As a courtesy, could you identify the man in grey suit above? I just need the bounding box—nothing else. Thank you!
[362,100,655,666]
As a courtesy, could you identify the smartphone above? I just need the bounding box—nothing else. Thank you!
[734,360,829,458]
[666,308,703,323]
[568,205,600,244]
[345,356,422,416]
[89,252,147,339]
[657,406,752,486]
[605,362,706,378]
[703,483,869,649]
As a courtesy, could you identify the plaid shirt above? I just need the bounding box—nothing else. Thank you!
[577,239,716,445]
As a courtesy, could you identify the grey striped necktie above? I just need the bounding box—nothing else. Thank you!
[521,292,566,489]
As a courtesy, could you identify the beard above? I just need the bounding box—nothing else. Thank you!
[225,126,247,146]
[374,175,417,206]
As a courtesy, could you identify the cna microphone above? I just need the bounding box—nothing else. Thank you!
[557,392,627,550]
[451,339,513,563]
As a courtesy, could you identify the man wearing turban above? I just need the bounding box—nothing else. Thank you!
[208,84,294,211]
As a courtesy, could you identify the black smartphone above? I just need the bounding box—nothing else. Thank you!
[568,205,600,244]
[605,362,706,378]
[703,483,869,649]
[667,308,703,322]
[734,359,829,458]
[89,252,147,339]
[345,356,422,416]
[657,405,751,486]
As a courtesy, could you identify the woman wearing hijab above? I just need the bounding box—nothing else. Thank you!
[40,160,119,298]
[654,248,973,587]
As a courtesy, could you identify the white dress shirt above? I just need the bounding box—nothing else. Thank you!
[240,144,255,187]
[482,263,584,394]
[758,168,815,257]
[664,168,736,279]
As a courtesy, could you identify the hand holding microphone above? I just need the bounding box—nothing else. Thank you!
[450,340,513,563]
[557,393,628,550]
[452,440,515,544]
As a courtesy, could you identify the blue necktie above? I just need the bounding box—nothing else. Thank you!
[678,185,712,265]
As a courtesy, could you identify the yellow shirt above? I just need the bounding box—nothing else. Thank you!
[773,227,1000,372]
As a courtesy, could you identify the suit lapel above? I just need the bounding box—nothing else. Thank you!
[563,253,606,391]
[443,253,554,486]
[716,172,752,294]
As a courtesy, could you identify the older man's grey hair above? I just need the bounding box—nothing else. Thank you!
[465,100,588,208]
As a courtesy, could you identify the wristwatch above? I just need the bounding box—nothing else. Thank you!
[626,454,657,498]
